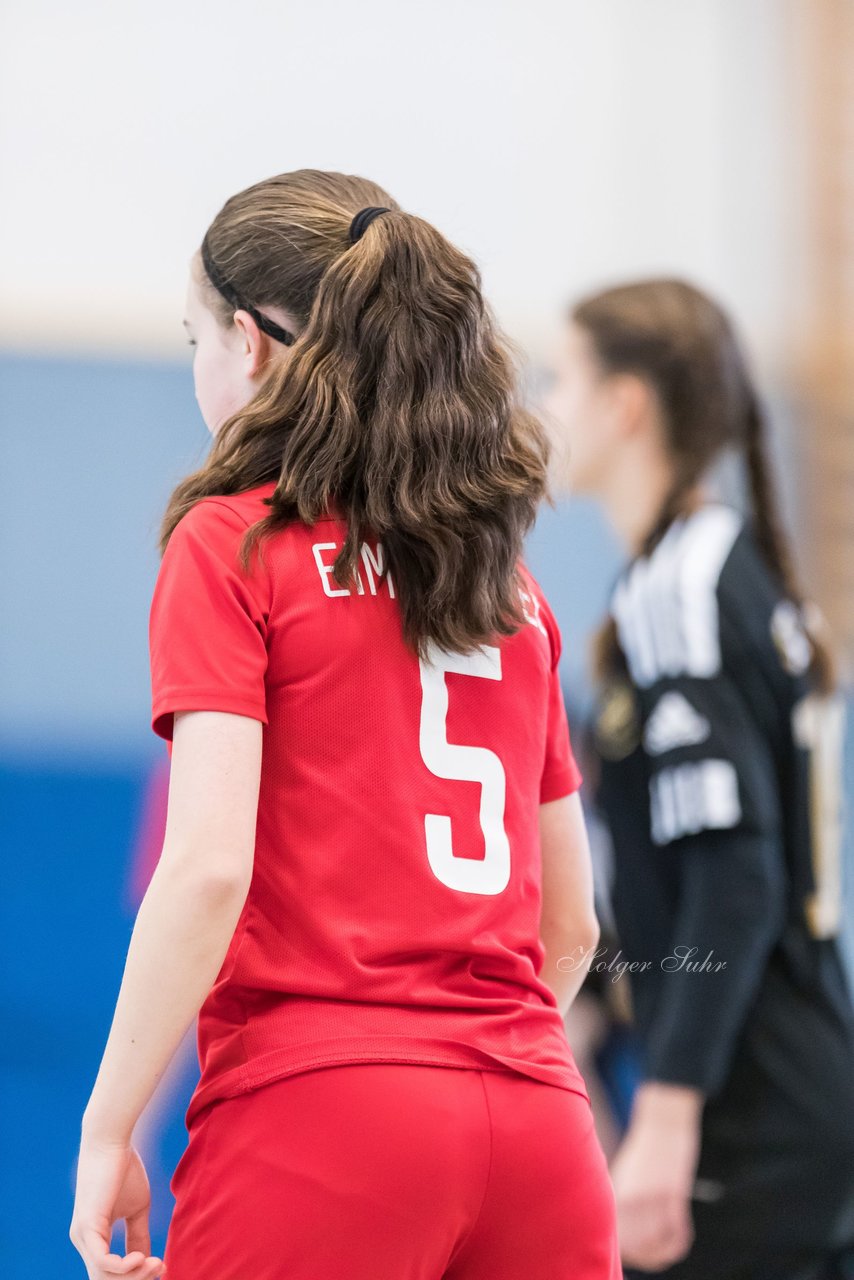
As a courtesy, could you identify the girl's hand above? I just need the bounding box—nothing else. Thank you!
[610,1084,702,1271]
[70,1135,165,1278]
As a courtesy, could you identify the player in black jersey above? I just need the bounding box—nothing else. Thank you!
[543,278,854,1280]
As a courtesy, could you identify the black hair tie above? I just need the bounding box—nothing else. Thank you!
[199,234,296,347]
[348,207,392,244]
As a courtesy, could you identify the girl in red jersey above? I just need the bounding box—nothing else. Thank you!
[70,170,620,1280]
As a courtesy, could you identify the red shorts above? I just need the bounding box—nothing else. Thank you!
[163,1062,620,1280]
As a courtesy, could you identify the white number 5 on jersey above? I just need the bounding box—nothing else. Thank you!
[418,642,510,895]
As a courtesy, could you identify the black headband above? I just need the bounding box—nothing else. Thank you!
[200,235,297,347]
[200,209,392,342]
[348,206,392,243]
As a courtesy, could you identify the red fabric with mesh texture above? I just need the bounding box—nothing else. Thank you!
[149,482,586,1128]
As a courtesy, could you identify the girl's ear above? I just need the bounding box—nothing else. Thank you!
[233,306,300,377]
[232,309,271,377]
[608,370,657,441]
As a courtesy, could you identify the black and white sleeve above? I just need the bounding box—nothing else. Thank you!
[639,672,787,1094]
[613,507,789,1096]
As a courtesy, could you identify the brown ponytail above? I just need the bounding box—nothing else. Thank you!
[160,169,551,662]
[743,389,835,691]
[573,278,835,692]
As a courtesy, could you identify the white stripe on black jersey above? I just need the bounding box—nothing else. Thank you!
[612,503,742,687]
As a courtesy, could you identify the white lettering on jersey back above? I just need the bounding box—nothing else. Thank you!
[312,540,396,598]
[360,541,396,597]
[649,759,741,845]
[643,691,711,756]
[612,505,743,688]
[419,643,510,894]
[519,585,548,637]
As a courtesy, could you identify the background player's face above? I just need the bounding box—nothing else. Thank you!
[541,320,624,497]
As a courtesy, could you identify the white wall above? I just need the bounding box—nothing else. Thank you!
[0,0,798,372]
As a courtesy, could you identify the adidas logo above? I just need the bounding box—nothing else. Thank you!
[644,691,711,756]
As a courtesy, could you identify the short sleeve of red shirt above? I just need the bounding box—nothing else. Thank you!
[537,592,583,803]
[148,499,270,743]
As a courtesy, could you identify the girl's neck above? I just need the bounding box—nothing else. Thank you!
[599,450,709,556]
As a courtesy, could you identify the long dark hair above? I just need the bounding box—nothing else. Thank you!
[571,277,834,692]
[160,169,552,661]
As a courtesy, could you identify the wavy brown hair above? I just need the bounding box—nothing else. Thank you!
[160,169,552,660]
[572,278,835,693]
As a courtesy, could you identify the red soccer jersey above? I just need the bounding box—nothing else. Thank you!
[149,481,587,1126]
